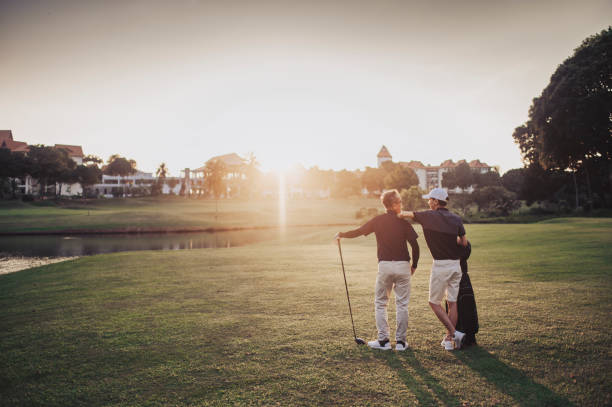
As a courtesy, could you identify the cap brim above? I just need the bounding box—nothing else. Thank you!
[422,194,430,199]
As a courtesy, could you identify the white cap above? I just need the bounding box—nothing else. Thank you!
[423,187,448,202]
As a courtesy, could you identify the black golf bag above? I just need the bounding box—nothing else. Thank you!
[446,241,479,346]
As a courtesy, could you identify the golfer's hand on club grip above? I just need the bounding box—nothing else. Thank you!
[334,232,342,241]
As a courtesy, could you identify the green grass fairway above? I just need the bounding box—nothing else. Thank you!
[0,198,380,233]
[1,219,611,405]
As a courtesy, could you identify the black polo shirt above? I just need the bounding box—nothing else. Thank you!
[414,208,466,260]
[340,210,419,266]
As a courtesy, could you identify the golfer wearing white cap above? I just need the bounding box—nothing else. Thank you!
[400,187,468,351]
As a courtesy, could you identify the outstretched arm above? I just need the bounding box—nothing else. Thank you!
[335,227,365,240]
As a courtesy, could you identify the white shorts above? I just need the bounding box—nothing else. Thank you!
[428,259,462,305]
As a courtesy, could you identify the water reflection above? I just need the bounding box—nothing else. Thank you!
[0,229,281,258]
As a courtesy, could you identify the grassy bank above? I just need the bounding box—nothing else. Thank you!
[1,218,611,405]
[0,198,380,234]
[2,198,611,234]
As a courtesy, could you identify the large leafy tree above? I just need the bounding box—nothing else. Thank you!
[513,27,612,207]
[400,186,427,211]
[75,165,102,197]
[0,149,28,198]
[103,155,137,197]
[27,145,76,197]
[442,162,473,189]
[383,166,418,191]
[501,168,526,195]
[362,166,386,194]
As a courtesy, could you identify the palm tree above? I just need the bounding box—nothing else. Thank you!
[154,162,168,196]
[204,159,227,220]
[242,152,261,199]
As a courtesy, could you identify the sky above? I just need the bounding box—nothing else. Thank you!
[1,0,610,175]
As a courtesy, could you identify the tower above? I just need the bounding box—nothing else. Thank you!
[377,145,392,167]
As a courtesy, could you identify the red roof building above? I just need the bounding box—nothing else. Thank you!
[0,130,29,153]
[54,144,84,158]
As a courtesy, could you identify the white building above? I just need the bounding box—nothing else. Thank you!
[93,171,154,197]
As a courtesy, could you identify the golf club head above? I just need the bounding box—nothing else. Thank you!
[355,337,366,345]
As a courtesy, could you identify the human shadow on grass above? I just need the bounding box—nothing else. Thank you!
[454,346,574,406]
[374,349,461,407]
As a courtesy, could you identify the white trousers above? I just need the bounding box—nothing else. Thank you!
[375,261,411,343]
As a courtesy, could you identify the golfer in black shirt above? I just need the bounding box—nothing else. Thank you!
[335,189,419,351]
[401,187,468,351]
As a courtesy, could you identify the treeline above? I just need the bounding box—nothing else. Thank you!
[187,160,421,200]
[0,146,138,198]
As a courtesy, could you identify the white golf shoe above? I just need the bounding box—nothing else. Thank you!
[395,341,407,351]
[453,330,466,350]
[441,338,454,351]
[367,339,391,350]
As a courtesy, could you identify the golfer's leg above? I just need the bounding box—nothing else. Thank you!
[393,263,411,344]
[447,301,458,329]
[429,302,455,334]
[429,263,455,335]
[446,264,462,332]
[375,263,392,341]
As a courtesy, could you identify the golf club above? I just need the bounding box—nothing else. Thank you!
[337,239,366,345]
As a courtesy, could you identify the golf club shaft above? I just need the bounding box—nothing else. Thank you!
[338,240,358,340]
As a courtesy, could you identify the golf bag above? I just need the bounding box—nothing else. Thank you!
[446,241,479,346]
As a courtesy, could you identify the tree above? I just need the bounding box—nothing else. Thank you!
[204,159,227,218]
[383,166,418,191]
[513,27,612,207]
[75,165,102,197]
[241,152,261,199]
[400,186,427,211]
[520,164,571,206]
[152,162,168,196]
[0,148,28,199]
[83,155,103,165]
[442,162,473,189]
[27,145,76,197]
[501,168,526,195]
[362,166,386,195]
[303,166,334,197]
[472,186,520,216]
[103,155,137,197]
[332,170,361,198]
[56,159,78,196]
[447,193,476,217]
[473,170,501,188]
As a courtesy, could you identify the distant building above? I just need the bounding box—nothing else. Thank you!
[377,145,392,167]
[0,130,29,153]
[377,146,498,193]
[0,131,86,196]
[93,171,154,197]
[190,153,247,197]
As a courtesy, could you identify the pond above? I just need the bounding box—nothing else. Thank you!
[0,229,283,258]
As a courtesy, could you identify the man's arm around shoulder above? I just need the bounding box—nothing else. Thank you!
[399,211,416,220]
